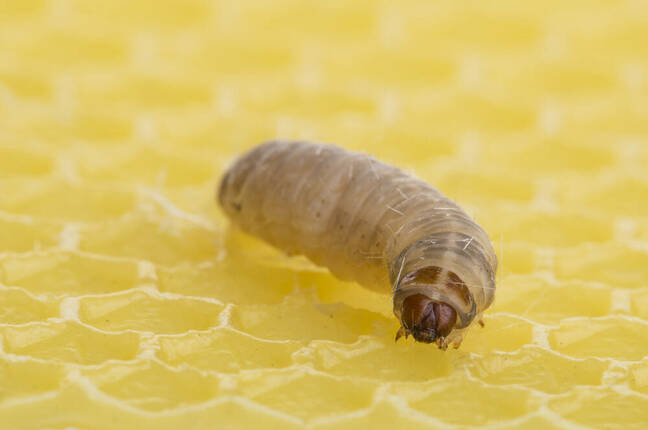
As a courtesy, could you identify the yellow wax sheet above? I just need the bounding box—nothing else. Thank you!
[1,1,647,428]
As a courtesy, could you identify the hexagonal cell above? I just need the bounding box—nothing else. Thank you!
[244,84,376,118]
[0,358,64,401]
[80,216,217,266]
[65,143,138,178]
[469,347,607,394]
[480,415,567,430]
[1,181,135,222]
[157,328,301,372]
[0,0,45,17]
[72,0,211,28]
[480,205,615,248]
[157,261,295,305]
[449,94,537,132]
[349,126,456,168]
[311,398,441,430]
[549,317,648,361]
[0,321,140,364]
[437,171,535,203]
[86,149,214,187]
[79,291,222,334]
[395,375,533,426]
[324,37,454,81]
[80,76,212,109]
[561,178,648,217]
[23,111,133,144]
[153,113,248,151]
[229,292,392,343]
[499,212,613,247]
[0,71,51,100]
[460,314,534,353]
[490,275,612,324]
[245,372,375,421]
[0,178,48,212]
[503,139,614,173]
[221,226,343,282]
[0,288,59,324]
[151,182,223,217]
[554,243,648,288]
[0,383,110,429]
[0,380,301,429]
[160,233,389,312]
[297,270,392,318]
[0,219,59,252]
[157,398,304,430]
[630,289,648,319]
[309,337,452,382]
[18,28,127,68]
[635,218,648,242]
[495,242,535,276]
[567,101,648,135]
[629,360,648,394]
[548,387,648,429]
[0,146,53,177]
[0,252,138,297]
[82,360,222,411]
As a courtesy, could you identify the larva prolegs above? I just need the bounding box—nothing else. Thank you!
[218,141,497,349]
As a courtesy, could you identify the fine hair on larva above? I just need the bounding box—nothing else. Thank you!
[218,140,498,349]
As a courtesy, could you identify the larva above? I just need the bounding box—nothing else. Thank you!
[218,141,497,349]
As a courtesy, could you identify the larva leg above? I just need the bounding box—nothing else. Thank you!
[451,335,463,349]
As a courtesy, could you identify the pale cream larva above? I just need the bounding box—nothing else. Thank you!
[218,141,497,349]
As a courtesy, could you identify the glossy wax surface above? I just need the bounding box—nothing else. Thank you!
[1,1,648,429]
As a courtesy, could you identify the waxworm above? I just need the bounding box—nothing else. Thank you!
[218,140,497,349]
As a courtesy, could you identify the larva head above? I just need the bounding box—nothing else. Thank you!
[398,294,457,344]
[394,266,473,349]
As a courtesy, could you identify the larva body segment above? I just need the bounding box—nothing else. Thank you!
[218,141,497,348]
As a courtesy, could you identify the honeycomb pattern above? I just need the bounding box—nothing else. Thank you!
[1,0,647,428]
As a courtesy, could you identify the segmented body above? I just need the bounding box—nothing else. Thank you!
[218,141,497,347]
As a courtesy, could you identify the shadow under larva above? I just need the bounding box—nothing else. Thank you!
[217,140,497,349]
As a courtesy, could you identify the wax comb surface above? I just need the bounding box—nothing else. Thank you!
[1,0,647,428]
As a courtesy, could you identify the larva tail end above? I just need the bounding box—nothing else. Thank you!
[399,294,457,346]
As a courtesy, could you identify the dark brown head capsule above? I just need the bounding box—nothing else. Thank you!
[394,265,469,347]
[397,294,457,343]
